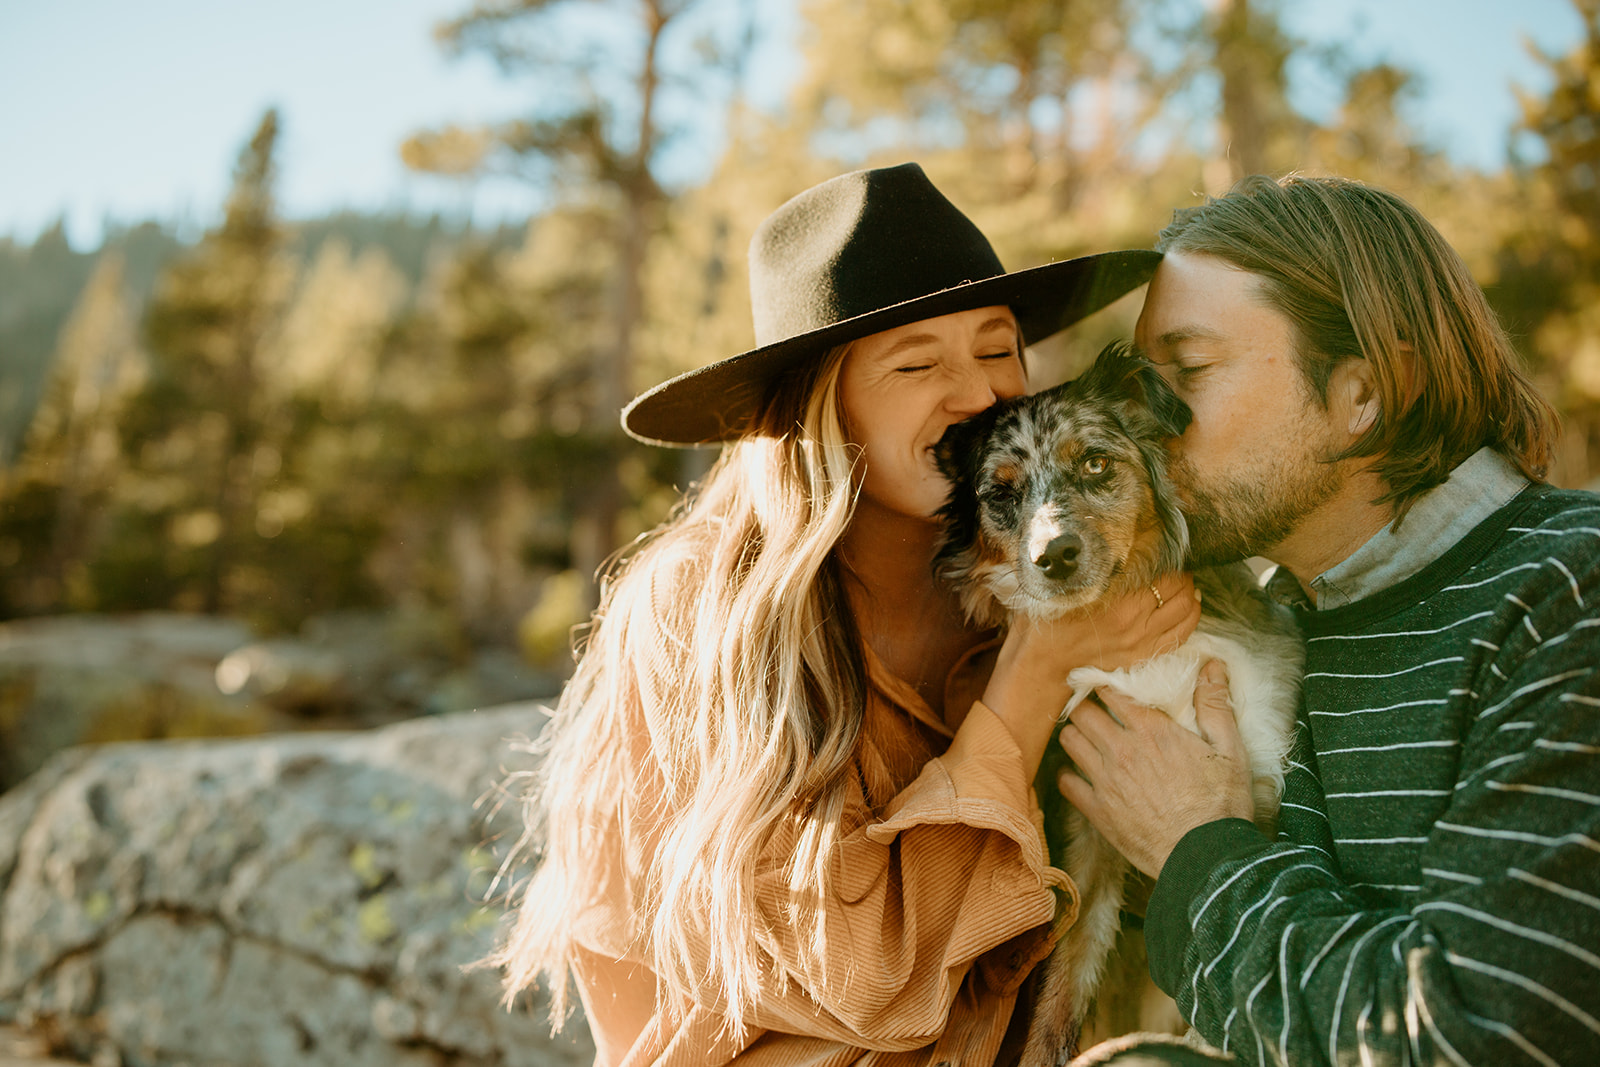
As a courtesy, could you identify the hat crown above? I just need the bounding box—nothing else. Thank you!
[748,163,1006,348]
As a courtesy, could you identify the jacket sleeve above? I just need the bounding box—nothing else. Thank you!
[743,698,1067,1050]
[1144,550,1600,1065]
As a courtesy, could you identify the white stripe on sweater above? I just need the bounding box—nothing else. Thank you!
[1278,923,1294,1062]
[1462,1010,1561,1067]
[1435,822,1600,854]
[1194,850,1297,926]
[1477,669,1591,720]
[1204,877,1306,978]
[1488,780,1600,805]
[1509,868,1600,912]
[1416,900,1600,970]
[1301,912,1364,990]
[1544,556,1584,607]
[1330,916,1412,1066]
[1534,739,1600,753]
[1304,657,1464,680]
[1322,739,1459,756]
[1443,563,1543,592]
[1310,698,1449,718]
[1307,611,1495,643]
[1446,951,1600,1036]
[1508,523,1600,538]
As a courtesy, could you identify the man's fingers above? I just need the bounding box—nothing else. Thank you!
[1058,764,1094,804]
[1058,717,1102,771]
[1194,659,1245,755]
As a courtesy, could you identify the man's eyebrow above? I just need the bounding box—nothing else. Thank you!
[1148,326,1226,349]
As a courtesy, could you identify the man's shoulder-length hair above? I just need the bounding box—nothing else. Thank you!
[1156,174,1559,517]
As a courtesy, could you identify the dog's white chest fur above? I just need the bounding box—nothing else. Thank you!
[1017,586,1302,1067]
[1064,614,1303,804]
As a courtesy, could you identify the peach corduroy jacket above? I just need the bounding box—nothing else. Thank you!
[568,638,1079,1066]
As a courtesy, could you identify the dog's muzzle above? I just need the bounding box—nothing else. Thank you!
[1032,532,1082,581]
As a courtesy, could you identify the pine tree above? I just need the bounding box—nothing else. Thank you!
[1502,0,1600,484]
[0,254,144,613]
[114,109,296,614]
[401,0,757,603]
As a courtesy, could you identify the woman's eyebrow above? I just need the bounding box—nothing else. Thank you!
[879,333,939,357]
[877,317,1019,359]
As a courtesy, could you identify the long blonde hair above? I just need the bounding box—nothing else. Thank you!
[492,343,869,1033]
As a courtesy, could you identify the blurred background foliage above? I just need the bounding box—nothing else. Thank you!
[3,0,1599,671]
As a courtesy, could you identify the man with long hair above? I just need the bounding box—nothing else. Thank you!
[1059,175,1599,1064]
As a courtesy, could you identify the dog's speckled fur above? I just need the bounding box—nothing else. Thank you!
[934,342,1303,1066]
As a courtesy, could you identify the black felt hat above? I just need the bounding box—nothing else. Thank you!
[622,162,1161,446]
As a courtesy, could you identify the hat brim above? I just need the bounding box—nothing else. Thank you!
[622,248,1161,447]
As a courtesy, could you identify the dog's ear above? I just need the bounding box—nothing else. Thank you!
[932,405,1004,585]
[1080,340,1192,438]
[933,405,1002,489]
[1078,342,1193,570]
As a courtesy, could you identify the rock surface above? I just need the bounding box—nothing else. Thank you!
[0,615,264,793]
[0,613,564,795]
[0,706,596,1067]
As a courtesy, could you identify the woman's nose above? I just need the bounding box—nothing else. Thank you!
[948,362,998,414]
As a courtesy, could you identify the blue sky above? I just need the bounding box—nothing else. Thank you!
[0,0,1585,249]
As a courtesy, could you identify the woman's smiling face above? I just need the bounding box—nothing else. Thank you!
[840,305,1026,521]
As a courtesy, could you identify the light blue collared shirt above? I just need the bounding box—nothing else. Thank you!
[1266,447,1530,610]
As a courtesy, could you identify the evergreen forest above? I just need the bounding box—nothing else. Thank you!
[4,0,1599,669]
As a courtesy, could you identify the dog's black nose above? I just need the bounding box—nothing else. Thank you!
[1033,533,1082,581]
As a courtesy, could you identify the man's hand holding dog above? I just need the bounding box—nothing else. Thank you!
[1057,660,1256,878]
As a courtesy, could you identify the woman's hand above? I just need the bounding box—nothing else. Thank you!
[980,572,1200,772]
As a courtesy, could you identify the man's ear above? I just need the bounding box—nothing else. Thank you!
[1333,357,1382,437]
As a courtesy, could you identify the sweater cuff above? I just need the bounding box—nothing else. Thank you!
[868,700,1067,890]
[1146,818,1271,994]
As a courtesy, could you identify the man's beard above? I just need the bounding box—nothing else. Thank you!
[1172,448,1345,568]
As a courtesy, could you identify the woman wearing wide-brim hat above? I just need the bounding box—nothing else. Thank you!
[491,162,1199,1065]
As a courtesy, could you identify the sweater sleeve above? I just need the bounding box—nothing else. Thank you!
[1145,542,1600,1066]
[743,698,1067,1049]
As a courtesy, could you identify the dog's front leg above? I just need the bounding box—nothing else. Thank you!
[1020,812,1128,1067]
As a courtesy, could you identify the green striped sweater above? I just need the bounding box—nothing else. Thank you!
[1146,485,1600,1065]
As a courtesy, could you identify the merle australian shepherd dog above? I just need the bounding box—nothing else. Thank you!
[933,341,1303,1066]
